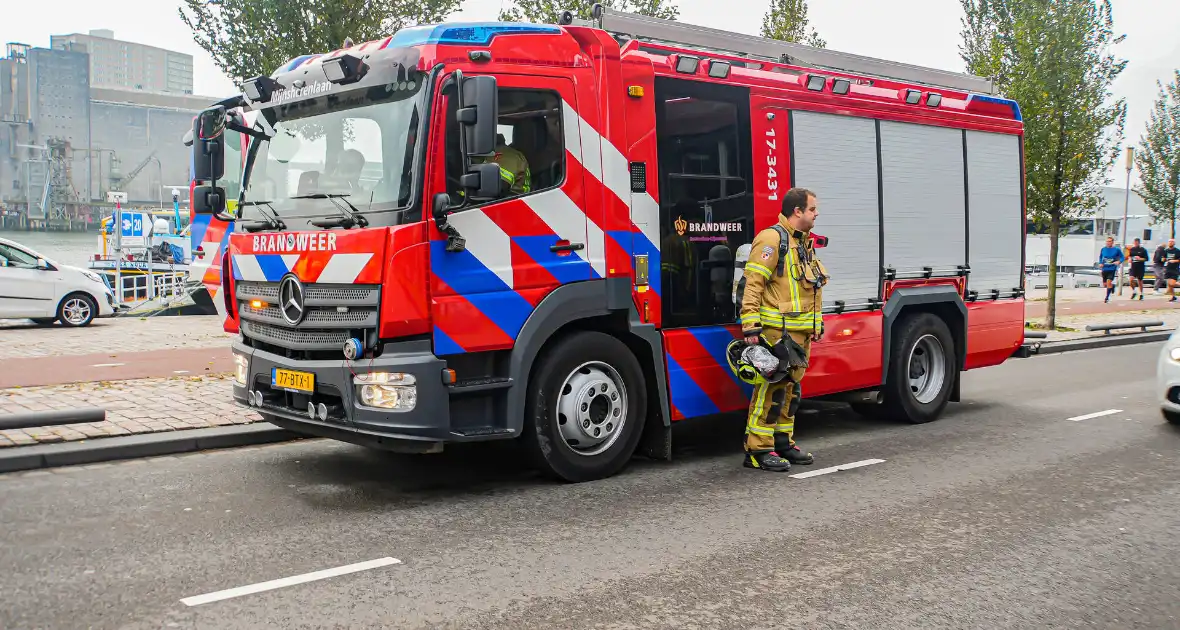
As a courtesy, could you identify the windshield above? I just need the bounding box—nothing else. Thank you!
[242,78,424,221]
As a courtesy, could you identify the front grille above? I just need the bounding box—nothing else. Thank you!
[242,304,376,327]
[241,321,353,350]
[236,281,379,351]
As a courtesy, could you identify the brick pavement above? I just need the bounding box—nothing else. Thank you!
[0,315,231,359]
[0,374,260,448]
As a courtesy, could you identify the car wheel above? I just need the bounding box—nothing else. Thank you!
[1163,409,1180,425]
[881,312,957,424]
[523,331,647,483]
[58,293,97,327]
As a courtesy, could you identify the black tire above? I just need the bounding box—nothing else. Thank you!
[1163,409,1180,425]
[523,331,647,483]
[57,293,97,327]
[881,312,956,424]
[30,318,56,326]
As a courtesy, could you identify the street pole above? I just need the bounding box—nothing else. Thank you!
[1119,146,1133,296]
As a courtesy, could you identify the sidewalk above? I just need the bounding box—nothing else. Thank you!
[0,374,260,449]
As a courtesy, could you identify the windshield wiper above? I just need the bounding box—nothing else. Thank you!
[238,200,286,232]
[291,192,369,228]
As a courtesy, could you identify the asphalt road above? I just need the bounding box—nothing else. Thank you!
[2,343,1178,630]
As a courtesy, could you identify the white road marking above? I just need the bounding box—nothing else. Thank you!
[1067,409,1122,422]
[790,458,886,479]
[173,370,190,374]
[91,363,125,367]
[180,557,401,606]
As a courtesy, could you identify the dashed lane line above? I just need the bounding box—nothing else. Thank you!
[180,557,402,606]
[790,458,886,479]
[1067,409,1123,422]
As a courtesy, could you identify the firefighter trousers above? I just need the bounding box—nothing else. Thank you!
[744,328,811,453]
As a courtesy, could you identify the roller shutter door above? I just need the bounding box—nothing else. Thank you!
[879,121,967,276]
[790,110,881,308]
[966,130,1023,297]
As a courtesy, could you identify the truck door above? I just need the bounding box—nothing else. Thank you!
[429,74,590,355]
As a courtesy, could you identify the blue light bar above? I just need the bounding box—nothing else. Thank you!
[387,22,562,48]
[965,94,1023,121]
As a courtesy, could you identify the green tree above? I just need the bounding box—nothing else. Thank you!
[761,0,826,48]
[498,0,679,25]
[179,0,463,84]
[960,0,1127,329]
[1134,70,1180,239]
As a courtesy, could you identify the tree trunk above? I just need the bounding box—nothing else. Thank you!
[1045,213,1061,330]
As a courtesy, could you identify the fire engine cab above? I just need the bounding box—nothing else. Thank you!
[188,6,1027,482]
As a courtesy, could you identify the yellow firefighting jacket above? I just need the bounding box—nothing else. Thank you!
[739,216,828,335]
[474,144,531,196]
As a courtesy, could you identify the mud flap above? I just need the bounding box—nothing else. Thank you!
[638,416,672,461]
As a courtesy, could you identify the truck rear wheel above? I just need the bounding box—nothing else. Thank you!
[523,331,647,483]
[880,312,957,424]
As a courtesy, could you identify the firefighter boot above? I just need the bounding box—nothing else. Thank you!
[743,450,791,472]
[775,440,814,465]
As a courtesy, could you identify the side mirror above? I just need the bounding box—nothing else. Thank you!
[192,185,226,215]
[462,163,503,200]
[458,75,498,156]
[36,258,49,270]
[192,106,226,182]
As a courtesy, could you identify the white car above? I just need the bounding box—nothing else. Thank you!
[1157,331,1180,424]
[0,237,116,327]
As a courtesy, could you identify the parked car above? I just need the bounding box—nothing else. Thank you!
[0,237,116,327]
[1158,331,1180,425]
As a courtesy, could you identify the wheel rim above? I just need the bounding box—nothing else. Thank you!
[907,334,946,405]
[556,361,628,457]
[63,298,91,325]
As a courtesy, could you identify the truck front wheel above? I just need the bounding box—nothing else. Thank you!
[880,312,957,424]
[523,331,647,483]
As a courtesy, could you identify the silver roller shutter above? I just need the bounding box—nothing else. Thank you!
[790,110,881,308]
[966,130,1023,297]
[879,121,967,276]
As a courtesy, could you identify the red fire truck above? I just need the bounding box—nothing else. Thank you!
[188,6,1027,482]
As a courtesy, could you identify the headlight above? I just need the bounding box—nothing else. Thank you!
[233,353,249,386]
[83,271,103,284]
[1169,347,1180,363]
[354,372,417,411]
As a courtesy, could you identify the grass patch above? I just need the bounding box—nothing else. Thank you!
[1025,321,1078,332]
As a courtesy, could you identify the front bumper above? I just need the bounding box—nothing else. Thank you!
[232,339,453,451]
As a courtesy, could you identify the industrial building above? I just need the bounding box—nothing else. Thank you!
[0,36,219,231]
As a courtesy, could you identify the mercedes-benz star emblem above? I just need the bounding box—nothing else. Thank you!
[279,275,306,325]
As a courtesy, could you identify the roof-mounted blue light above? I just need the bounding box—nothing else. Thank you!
[387,22,562,48]
[965,93,1023,121]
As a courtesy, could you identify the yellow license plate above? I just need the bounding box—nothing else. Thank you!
[272,368,315,393]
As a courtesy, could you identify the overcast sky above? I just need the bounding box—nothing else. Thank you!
[3,0,1176,184]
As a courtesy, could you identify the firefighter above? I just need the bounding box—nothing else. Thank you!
[736,187,828,472]
[474,133,532,197]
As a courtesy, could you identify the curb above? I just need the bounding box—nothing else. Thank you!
[0,423,306,474]
[1034,329,1173,355]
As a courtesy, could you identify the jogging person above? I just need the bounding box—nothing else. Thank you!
[1165,238,1180,302]
[1097,236,1124,303]
[1127,237,1148,300]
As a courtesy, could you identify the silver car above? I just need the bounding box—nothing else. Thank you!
[1157,331,1180,424]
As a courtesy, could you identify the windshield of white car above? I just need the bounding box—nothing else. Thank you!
[242,78,424,221]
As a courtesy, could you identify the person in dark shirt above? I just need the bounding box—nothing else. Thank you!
[1127,237,1149,301]
[1164,238,1180,302]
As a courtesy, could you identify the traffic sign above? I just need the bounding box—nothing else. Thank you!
[121,213,146,238]
[107,191,128,203]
